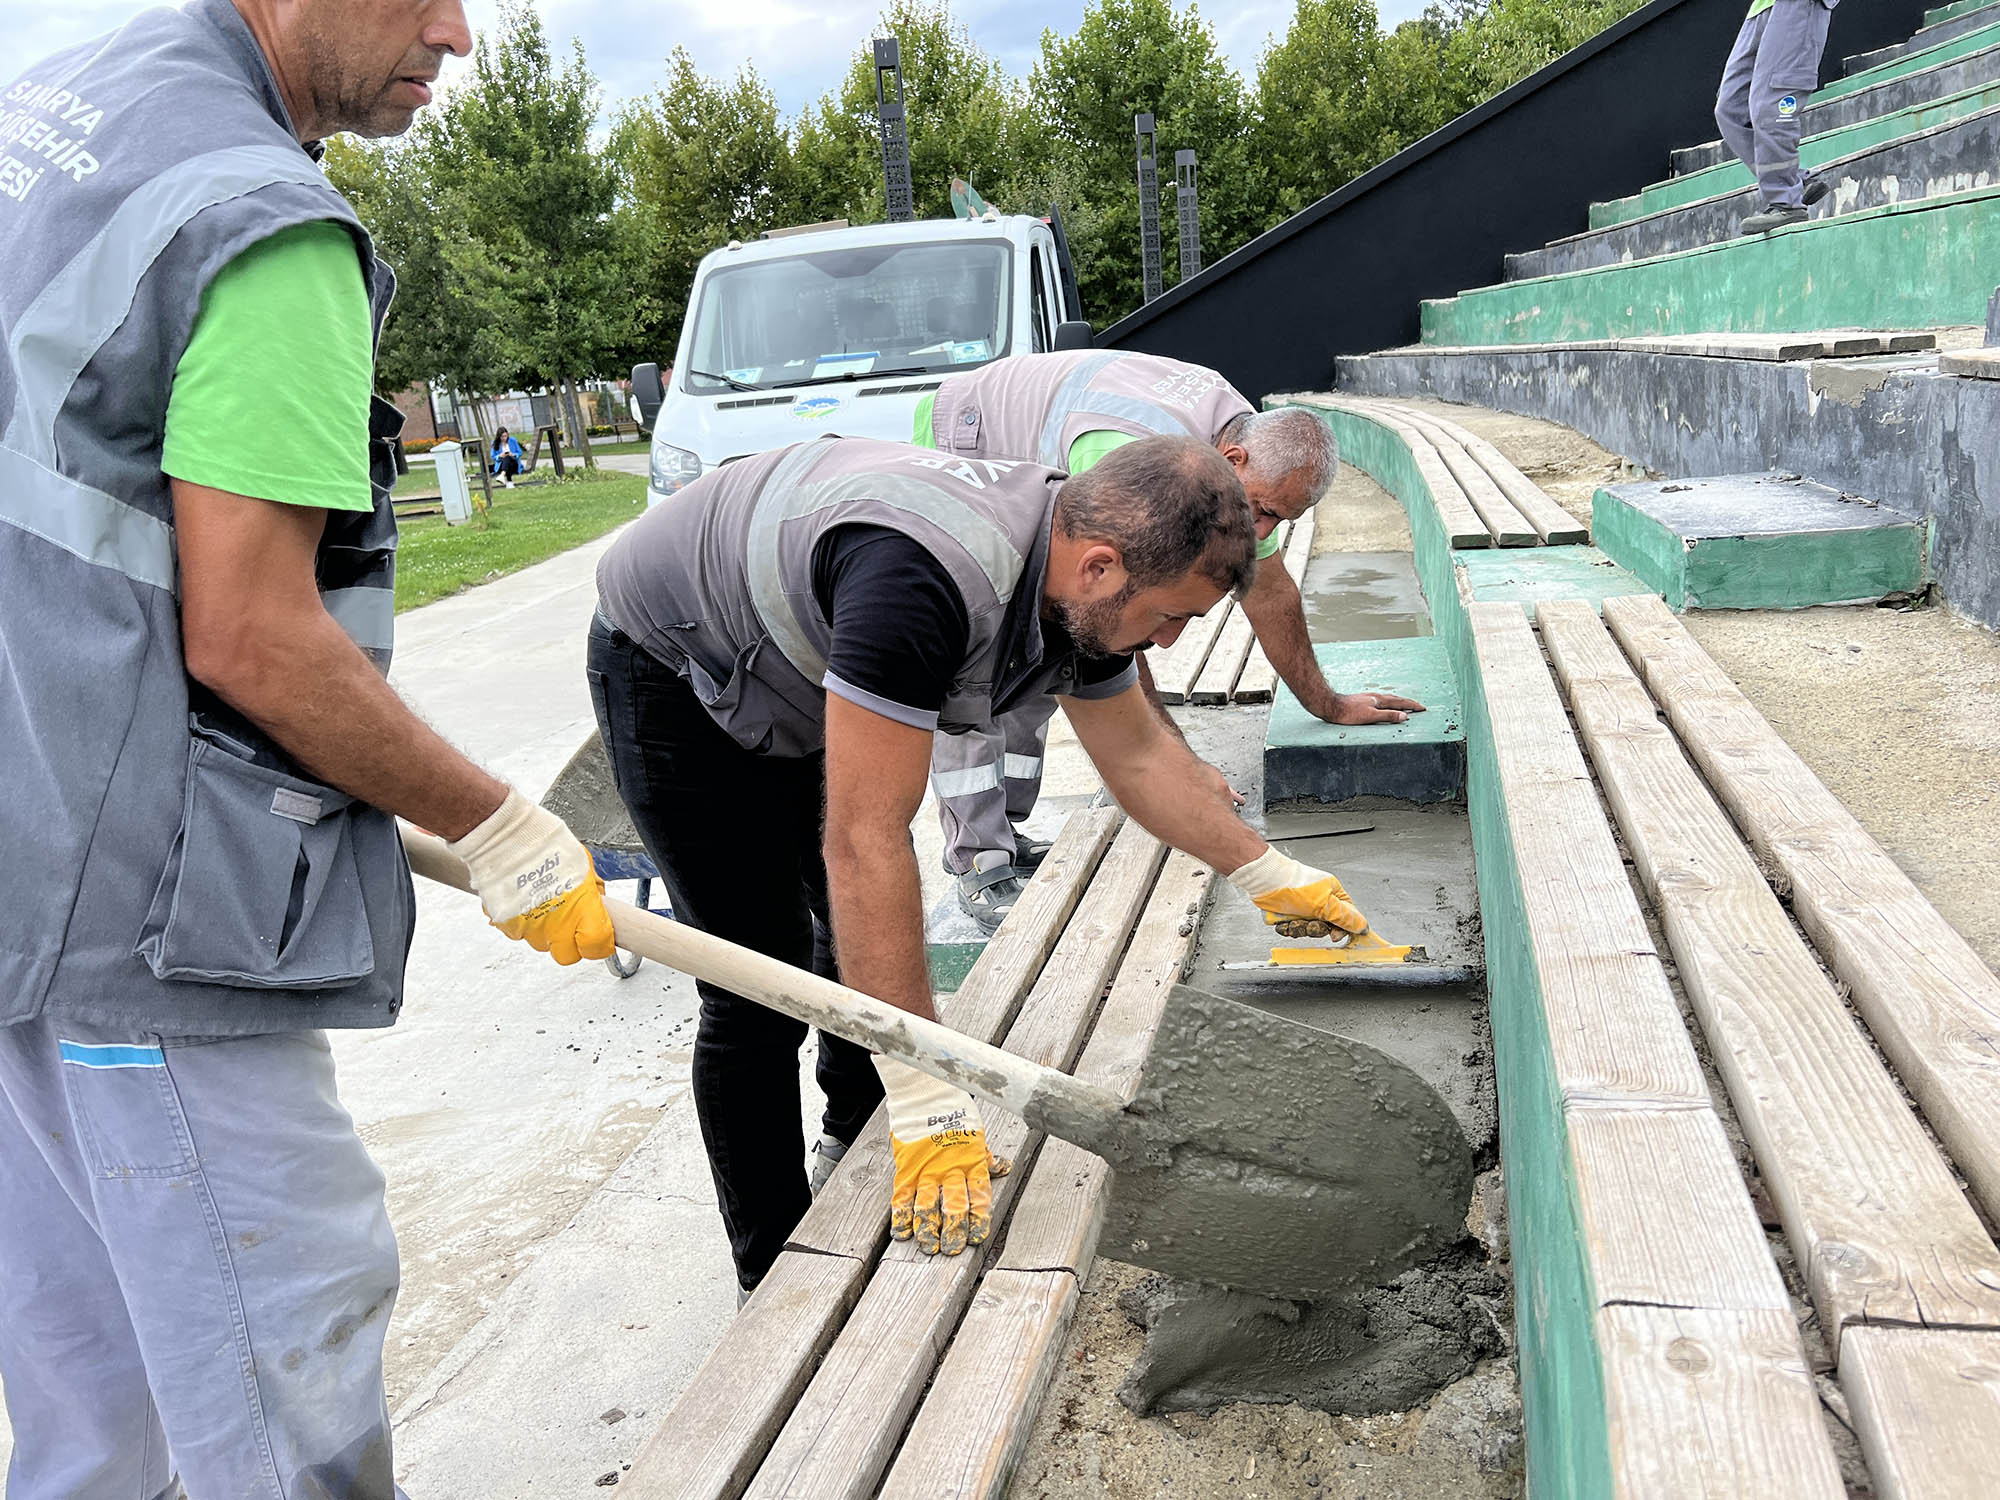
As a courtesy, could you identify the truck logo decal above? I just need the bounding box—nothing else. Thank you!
[793,396,844,420]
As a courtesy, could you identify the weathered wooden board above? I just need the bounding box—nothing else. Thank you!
[1149,598,1234,704]
[1189,601,1257,704]
[876,1268,1079,1500]
[739,824,1167,1500]
[1602,593,2000,1229]
[1941,346,2000,379]
[1543,598,2000,1344]
[1842,1327,2000,1500]
[1232,512,1315,703]
[1384,400,1588,545]
[620,1249,872,1500]
[1386,403,1538,546]
[1280,393,1490,548]
[1597,1305,1846,1498]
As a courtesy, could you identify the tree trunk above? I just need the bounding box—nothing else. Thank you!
[562,376,597,469]
[463,393,495,512]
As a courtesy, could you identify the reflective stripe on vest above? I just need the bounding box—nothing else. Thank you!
[1033,350,1125,466]
[746,449,1031,684]
[0,444,178,592]
[320,585,395,656]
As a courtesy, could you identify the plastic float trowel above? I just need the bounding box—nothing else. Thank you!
[403,827,1473,1304]
[1265,912,1428,967]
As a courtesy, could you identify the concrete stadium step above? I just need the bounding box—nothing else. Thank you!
[1669,23,2000,175]
[1263,636,1466,803]
[1844,0,2000,75]
[1422,183,2000,348]
[1592,472,1923,611]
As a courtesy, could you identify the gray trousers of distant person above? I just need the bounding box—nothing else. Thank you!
[0,1018,407,1500]
[931,696,1062,875]
[1715,0,1836,209]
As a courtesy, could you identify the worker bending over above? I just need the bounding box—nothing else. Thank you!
[914,350,1424,929]
[591,435,1381,1297]
[0,2,613,1494]
[1717,0,1837,233]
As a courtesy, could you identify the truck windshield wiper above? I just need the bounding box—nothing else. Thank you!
[688,369,765,392]
[764,366,935,390]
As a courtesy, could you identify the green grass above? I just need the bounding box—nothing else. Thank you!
[393,470,648,612]
[395,439,649,496]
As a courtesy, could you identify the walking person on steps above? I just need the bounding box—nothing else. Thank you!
[913,350,1425,931]
[1717,0,1839,233]
[590,434,1393,1300]
[0,2,615,1495]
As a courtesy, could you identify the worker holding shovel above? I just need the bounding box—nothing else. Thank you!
[589,433,1382,1300]
[0,1,613,1495]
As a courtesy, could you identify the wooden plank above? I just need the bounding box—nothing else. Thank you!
[1597,1305,1846,1498]
[786,804,1121,1258]
[1280,393,1490,547]
[1189,602,1256,703]
[1602,593,2000,1229]
[620,1250,871,1500]
[1386,403,1589,545]
[1543,598,2000,1344]
[876,1269,1078,1500]
[1842,1327,2000,1500]
[1941,347,2000,378]
[1232,513,1315,702]
[1567,1102,1791,1311]
[741,824,1168,1500]
[1148,599,1233,703]
[1382,403,1539,546]
[1468,601,1709,1105]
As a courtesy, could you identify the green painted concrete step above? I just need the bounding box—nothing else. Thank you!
[1452,546,1653,616]
[1926,0,1997,26]
[1592,474,1923,611]
[1823,15,2000,102]
[1264,637,1466,805]
[1591,80,2000,229]
[1420,183,2000,347]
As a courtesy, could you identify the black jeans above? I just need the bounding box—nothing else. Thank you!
[586,614,883,1289]
[494,453,520,478]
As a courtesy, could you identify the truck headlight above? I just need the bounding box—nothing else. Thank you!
[649,442,703,498]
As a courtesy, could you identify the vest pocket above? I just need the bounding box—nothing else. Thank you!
[134,730,376,988]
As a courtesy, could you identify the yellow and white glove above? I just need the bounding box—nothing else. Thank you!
[874,1055,1011,1256]
[1227,847,1369,935]
[449,790,616,966]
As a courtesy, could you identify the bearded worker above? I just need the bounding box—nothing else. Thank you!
[589,434,1382,1298]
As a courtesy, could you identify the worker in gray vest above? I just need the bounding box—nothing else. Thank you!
[592,434,1385,1296]
[0,2,614,1494]
[914,350,1425,929]
[1716,0,1838,233]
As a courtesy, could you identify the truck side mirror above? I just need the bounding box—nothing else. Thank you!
[631,362,666,427]
[1052,320,1094,351]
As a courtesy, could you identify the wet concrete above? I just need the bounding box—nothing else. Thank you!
[1299,551,1433,642]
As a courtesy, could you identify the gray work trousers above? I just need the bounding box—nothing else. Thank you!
[931,696,1060,874]
[1715,0,1835,209]
[0,1018,405,1500]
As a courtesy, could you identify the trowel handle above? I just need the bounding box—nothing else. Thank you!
[400,825,1129,1158]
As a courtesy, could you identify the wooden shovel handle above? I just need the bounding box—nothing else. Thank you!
[399,825,1125,1156]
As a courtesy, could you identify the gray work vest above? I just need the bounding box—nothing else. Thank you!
[0,0,414,1034]
[928,350,1255,467]
[596,437,1079,757]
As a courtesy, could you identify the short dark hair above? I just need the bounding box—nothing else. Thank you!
[1054,436,1257,597]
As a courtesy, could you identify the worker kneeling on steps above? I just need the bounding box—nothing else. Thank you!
[915,351,1424,931]
[592,433,1385,1297]
[0,1,614,1494]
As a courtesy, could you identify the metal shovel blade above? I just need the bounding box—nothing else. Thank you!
[1097,985,1473,1304]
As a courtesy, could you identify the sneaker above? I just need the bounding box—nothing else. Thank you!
[1013,831,1054,872]
[955,849,1027,934]
[808,1132,849,1195]
[1802,175,1829,207]
[1741,204,1808,235]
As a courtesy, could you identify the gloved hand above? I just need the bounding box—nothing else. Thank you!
[449,790,616,965]
[1227,847,1369,935]
[874,1055,1012,1256]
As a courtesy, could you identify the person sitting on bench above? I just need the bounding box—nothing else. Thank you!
[491,426,524,487]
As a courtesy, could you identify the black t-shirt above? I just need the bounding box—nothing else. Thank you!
[810,525,1132,728]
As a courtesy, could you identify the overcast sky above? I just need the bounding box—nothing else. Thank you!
[6,0,1435,120]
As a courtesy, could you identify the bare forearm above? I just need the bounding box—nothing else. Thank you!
[1094,725,1263,873]
[1133,652,1190,746]
[825,823,937,1022]
[191,612,505,839]
[1243,565,1341,719]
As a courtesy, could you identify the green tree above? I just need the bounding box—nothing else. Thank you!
[1251,0,1382,221]
[1027,0,1255,325]
[420,2,634,464]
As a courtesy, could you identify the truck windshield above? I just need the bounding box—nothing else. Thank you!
[682,239,1013,394]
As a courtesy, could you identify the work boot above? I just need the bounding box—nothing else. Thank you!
[1013,830,1054,873]
[808,1132,849,1195]
[1741,203,1808,234]
[1802,174,1829,207]
[955,849,1027,934]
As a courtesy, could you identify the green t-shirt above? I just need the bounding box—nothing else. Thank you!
[161,220,374,512]
[911,391,1283,559]
[1746,0,1775,17]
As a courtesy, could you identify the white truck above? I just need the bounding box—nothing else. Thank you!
[629,211,1089,506]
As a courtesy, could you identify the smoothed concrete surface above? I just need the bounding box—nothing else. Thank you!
[1299,551,1433,642]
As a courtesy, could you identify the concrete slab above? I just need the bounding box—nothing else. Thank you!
[1299,551,1434,642]
[1451,544,1655,616]
[1264,638,1466,805]
[1593,472,1923,610]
